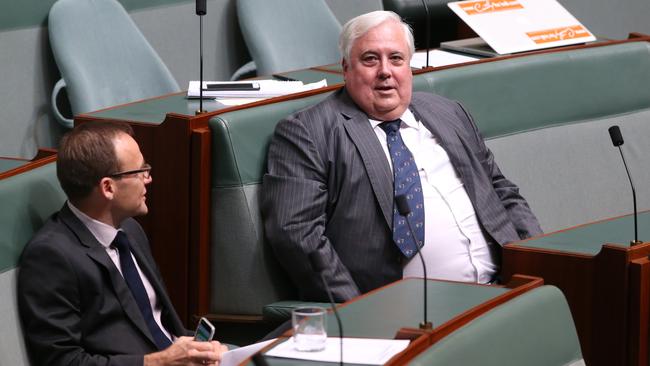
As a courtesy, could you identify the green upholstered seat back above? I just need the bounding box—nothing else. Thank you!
[413,42,650,138]
[208,92,333,316]
[236,0,342,76]
[48,0,179,116]
[409,285,584,366]
[0,162,66,366]
[413,41,650,232]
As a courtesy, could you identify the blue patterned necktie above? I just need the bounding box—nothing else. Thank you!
[379,119,425,258]
[112,231,172,350]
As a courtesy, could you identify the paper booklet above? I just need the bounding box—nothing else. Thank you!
[446,0,596,55]
[187,79,328,99]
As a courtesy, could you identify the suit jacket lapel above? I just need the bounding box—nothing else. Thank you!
[410,98,477,203]
[58,205,157,347]
[338,90,394,228]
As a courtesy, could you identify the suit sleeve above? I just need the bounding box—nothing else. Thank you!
[456,102,543,240]
[261,116,361,302]
[17,238,143,366]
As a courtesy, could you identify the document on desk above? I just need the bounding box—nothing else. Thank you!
[187,79,327,99]
[265,337,410,365]
[410,49,479,68]
[219,339,276,366]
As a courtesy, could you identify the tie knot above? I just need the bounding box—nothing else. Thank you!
[112,231,130,253]
[379,119,401,136]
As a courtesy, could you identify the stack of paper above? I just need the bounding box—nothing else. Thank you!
[187,79,327,99]
[410,49,479,69]
[265,337,410,365]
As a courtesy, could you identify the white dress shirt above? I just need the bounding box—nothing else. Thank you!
[370,110,499,284]
[68,202,173,340]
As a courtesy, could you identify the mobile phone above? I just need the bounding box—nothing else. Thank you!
[194,317,215,341]
[204,82,260,91]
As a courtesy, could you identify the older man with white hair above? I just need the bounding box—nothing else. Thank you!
[262,11,541,302]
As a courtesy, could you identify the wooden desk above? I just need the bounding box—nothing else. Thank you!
[502,212,650,366]
[245,275,542,365]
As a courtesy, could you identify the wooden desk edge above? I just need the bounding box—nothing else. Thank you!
[238,276,543,365]
[0,149,57,180]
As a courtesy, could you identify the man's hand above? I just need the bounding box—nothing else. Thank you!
[144,336,228,366]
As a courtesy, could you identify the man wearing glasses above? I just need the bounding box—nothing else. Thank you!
[18,122,227,366]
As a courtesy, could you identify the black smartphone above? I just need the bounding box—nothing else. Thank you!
[194,317,215,341]
[204,82,260,91]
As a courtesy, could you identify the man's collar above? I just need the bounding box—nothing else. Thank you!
[369,108,418,130]
[67,201,120,249]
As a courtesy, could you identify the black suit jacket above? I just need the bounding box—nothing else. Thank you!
[262,89,542,302]
[18,204,189,366]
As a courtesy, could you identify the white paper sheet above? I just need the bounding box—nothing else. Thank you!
[410,49,479,68]
[216,97,266,106]
[187,79,327,99]
[220,339,276,366]
[265,337,410,365]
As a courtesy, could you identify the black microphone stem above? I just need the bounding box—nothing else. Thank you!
[618,146,638,243]
[198,15,204,114]
[404,218,429,329]
[421,0,431,68]
[320,272,344,366]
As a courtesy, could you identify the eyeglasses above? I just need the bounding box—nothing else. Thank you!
[108,163,152,179]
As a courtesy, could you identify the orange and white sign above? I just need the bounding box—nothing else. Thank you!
[459,0,523,16]
[527,25,591,44]
[448,0,595,54]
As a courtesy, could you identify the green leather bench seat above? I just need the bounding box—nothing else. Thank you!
[209,92,334,320]
[207,40,650,322]
[408,285,584,366]
[413,41,650,232]
[0,162,66,366]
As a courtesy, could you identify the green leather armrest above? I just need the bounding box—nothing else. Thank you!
[263,301,334,324]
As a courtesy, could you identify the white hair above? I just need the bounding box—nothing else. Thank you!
[338,10,415,62]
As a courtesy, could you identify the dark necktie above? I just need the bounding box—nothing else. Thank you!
[112,231,172,350]
[379,119,425,259]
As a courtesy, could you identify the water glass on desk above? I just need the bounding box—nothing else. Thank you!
[292,306,327,352]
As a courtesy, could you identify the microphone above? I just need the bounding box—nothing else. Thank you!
[608,125,642,245]
[421,0,431,69]
[195,0,207,114]
[196,0,206,15]
[395,195,433,330]
[309,252,344,366]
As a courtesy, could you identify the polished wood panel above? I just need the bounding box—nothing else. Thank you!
[502,222,650,366]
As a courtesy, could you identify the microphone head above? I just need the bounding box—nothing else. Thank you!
[395,195,411,216]
[196,0,206,15]
[608,125,624,147]
[308,251,328,273]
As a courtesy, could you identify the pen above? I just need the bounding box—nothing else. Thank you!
[272,74,298,82]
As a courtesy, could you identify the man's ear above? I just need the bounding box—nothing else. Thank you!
[99,177,116,200]
[342,58,348,73]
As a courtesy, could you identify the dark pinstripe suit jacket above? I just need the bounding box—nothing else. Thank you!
[262,88,542,302]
